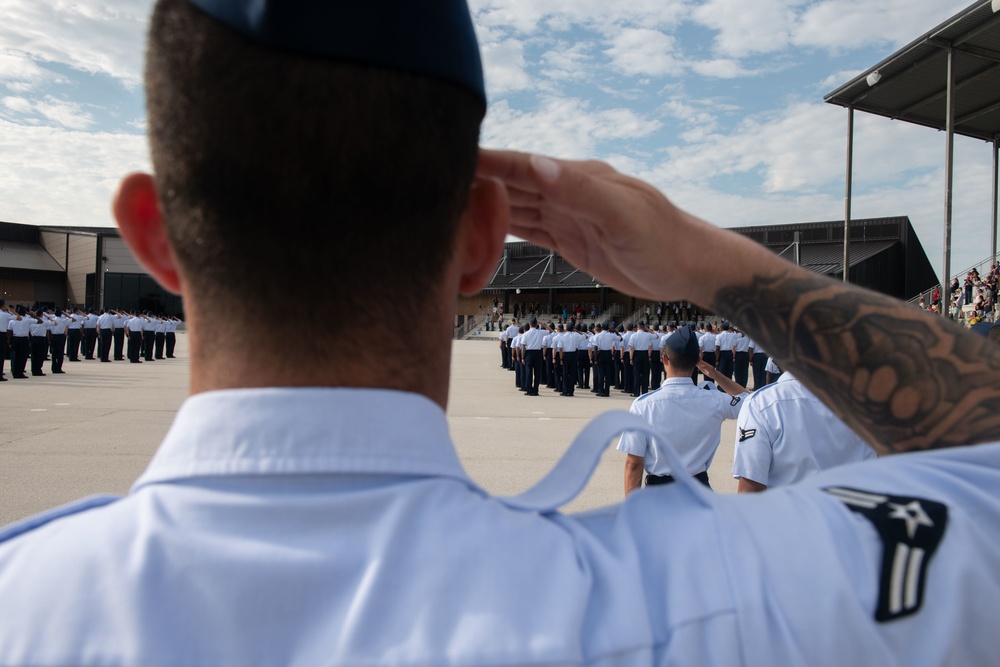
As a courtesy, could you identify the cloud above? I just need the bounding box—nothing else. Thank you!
[604,28,686,78]
[482,97,661,157]
[690,0,972,59]
[470,0,688,35]
[2,95,95,130]
[0,118,149,227]
[689,59,759,79]
[794,0,973,52]
[0,0,152,87]
[480,36,533,95]
[0,50,62,91]
[691,0,801,58]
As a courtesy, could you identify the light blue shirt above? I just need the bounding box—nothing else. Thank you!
[618,377,747,476]
[733,373,877,487]
[1,388,999,665]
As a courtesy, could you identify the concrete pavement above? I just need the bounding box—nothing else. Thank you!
[1,337,740,526]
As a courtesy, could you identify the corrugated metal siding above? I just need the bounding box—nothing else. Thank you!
[0,240,65,272]
[103,237,143,274]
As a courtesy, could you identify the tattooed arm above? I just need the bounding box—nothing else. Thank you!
[477,149,1000,454]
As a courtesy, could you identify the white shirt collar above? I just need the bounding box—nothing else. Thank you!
[133,388,471,491]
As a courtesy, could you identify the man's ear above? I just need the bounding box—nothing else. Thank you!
[112,173,182,294]
[456,176,510,296]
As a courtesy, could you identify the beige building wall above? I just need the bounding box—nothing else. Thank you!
[39,231,68,269]
[66,235,97,307]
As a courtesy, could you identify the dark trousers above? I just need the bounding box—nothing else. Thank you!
[622,352,632,392]
[501,342,509,369]
[83,328,97,359]
[561,351,578,395]
[646,470,711,489]
[155,332,165,359]
[67,328,82,360]
[166,332,176,358]
[30,336,48,375]
[525,349,542,394]
[113,329,126,360]
[50,334,65,373]
[632,351,650,396]
[11,337,29,377]
[143,331,155,360]
[545,349,556,388]
[701,351,716,382]
[128,331,143,362]
[597,350,614,396]
[650,352,663,390]
[734,351,750,387]
[751,353,767,390]
[718,350,734,379]
[0,334,7,377]
[613,354,622,389]
[99,329,113,361]
[578,354,590,388]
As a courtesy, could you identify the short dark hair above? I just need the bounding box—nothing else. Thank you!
[146,0,485,348]
[663,345,697,373]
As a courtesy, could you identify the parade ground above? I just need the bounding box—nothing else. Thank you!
[0,336,739,526]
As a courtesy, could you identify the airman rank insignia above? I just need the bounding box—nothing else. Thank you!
[824,487,947,622]
[738,428,756,442]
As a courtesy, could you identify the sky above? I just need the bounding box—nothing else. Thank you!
[1,0,996,288]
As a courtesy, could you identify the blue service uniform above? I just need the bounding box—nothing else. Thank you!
[1,389,1000,665]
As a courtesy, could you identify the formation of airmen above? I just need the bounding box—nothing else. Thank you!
[500,317,875,496]
[0,300,181,380]
[499,317,768,398]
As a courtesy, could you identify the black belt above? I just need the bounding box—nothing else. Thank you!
[646,470,711,488]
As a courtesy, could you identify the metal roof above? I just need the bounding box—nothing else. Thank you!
[777,239,898,275]
[824,0,1000,142]
[0,240,65,273]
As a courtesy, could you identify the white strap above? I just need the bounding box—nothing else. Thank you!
[497,410,712,513]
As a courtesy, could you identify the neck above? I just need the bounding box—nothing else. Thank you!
[185,307,454,410]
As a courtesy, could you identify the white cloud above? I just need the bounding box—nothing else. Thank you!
[0,119,149,227]
[690,0,972,60]
[689,59,758,79]
[3,95,95,130]
[470,0,688,35]
[818,69,864,91]
[0,50,61,91]
[0,0,152,87]
[645,101,945,196]
[605,28,685,78]
[794,0,973,52]
[481,37,533,95]
[691,0,802,58]
[482,97,661,157]
[539,41,596,82]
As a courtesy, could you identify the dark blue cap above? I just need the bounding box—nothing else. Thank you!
[186,0,485,104]
[665,326,699,358]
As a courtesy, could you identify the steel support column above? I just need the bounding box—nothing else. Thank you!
[843,107,854,283]
[943,48,955,316]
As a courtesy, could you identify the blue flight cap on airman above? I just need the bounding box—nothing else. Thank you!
[665,326,699,358]
[184,0,486,105]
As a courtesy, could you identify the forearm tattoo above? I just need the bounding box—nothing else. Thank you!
[714,271,1000,453]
